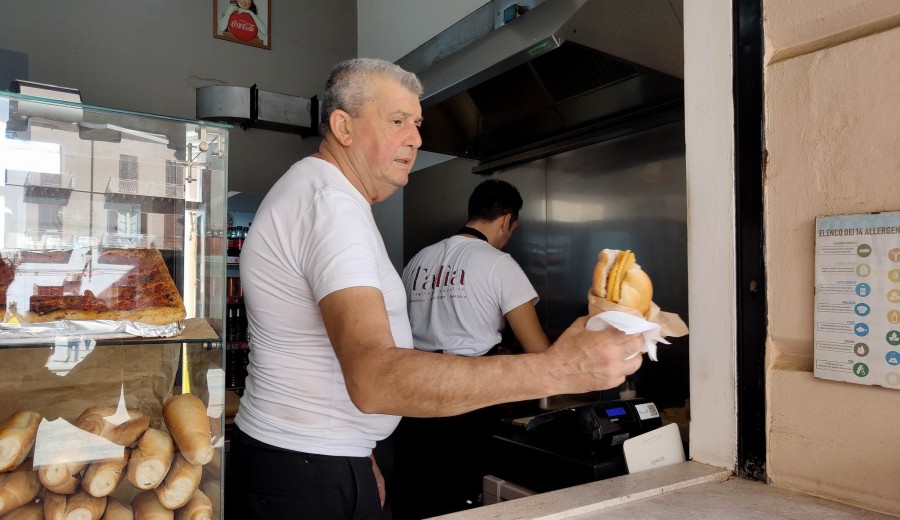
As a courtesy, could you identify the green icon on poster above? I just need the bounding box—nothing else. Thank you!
[857,244,872,258]
[887,330,900,346]
[852,362,869,377]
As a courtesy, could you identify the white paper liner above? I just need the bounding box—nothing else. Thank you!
[0,319,183,345]
[587,291,689,362]
[586,311,669,361]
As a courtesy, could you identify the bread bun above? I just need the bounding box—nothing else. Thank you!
[590,249,653,316]
[173,490,213,520]
[154,454,202,510]
[0,411,42,473]
[198,481,220,519]
[38,459,86,494]
[162,395,213,466]
[0,460,42,515]
[75,407,151,447]
[83,449,130,498]
[43,491,67,520]
[64,490,107,520]
[126,428,174,490]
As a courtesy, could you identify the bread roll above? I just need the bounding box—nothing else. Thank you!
[64,491,107,520]
[198,481,219,519]
[0,411,42,473]
[100,498,133,520]
[173,490,212,520]
[83,449,130,498]
[590,249,653,316]
[1,501,43,519]
[43,491,67,520]
[0,460,42,515]
[162,395,212,466]
[131,491,173,520]
[75,407,151,447]
[153,454,201,510]
[38,459,86,494]
[126,428,174,490]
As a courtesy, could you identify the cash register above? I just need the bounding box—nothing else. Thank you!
[485,398,664,496]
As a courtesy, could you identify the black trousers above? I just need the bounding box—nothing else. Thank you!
[231,426,382,520]
[390,408,496,520]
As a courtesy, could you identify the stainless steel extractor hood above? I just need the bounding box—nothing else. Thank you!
[397,0,684,166]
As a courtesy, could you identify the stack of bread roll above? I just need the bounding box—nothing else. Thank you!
[0,393,218,519]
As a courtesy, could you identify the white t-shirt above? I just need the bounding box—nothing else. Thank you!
[402,236,538,357]
[234,156,413,457]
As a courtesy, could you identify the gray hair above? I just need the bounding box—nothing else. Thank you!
[318,58,423,136]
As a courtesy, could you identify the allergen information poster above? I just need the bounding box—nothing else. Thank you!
[814,211,900,389]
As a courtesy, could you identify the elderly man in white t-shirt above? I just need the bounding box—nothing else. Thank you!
[392,179,551,519]
[232,57,643,520]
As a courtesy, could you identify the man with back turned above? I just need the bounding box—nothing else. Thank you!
[392,178,552,518]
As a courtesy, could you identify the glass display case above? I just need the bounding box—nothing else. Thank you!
[0,90,229,518]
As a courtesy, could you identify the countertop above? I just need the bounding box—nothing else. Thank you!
[432,461,894,519]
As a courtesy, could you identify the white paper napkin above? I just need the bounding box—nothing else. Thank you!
[586,310,670,361]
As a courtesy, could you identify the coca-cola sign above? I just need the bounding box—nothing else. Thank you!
[214,0,270,50]
[228,12,258,41]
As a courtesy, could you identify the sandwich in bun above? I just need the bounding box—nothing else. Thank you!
[590,249,653,317]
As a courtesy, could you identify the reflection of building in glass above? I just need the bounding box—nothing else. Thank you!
[4,123,186,250]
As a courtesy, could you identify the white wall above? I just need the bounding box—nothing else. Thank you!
[357,0,486,271]
[0,1,358,199]
[683,1,738,469]
[357,0,488,61]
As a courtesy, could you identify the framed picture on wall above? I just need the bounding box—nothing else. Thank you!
[214,0,271,50]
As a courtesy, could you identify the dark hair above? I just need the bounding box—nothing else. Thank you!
[319,58,423,137]
[467,179,523,223]
[231,0,257,14]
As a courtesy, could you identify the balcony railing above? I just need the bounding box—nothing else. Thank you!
[105,178,185,199]
[101,233,158,248]
[19,230,77,249]
[24,172,75,189]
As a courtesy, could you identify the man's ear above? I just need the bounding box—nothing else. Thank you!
[500,213,513,231]
[330,110,353,146]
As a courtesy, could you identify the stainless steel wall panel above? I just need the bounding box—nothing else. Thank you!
[403,118,688,409]
[403,158,483,262]
[543,122,687,339]
[490,162,548,325]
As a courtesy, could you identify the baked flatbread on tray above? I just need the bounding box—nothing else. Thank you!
[2,248,186,326]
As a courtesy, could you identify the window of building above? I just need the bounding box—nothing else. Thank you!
[119,154,138,193]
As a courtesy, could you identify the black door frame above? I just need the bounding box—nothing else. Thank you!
[734,0,767,481]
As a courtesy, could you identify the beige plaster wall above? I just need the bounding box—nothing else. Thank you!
[764,1,900,515]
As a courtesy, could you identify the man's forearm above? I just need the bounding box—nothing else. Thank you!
[347,347,554,417]
[322,287,642,418]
